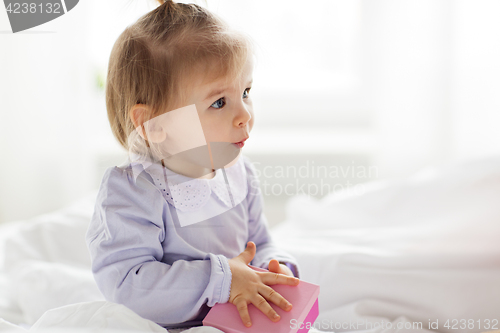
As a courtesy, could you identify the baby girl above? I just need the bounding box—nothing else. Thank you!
[86,0,301,330]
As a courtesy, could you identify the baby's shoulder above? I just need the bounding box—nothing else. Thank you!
[93,164,166,229]
[99,163,159,197]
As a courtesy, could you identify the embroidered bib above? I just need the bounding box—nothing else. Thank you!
[129,153,248,213]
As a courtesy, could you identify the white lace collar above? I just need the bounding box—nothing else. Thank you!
[127,152,248,214]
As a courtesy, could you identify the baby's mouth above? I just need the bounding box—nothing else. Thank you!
[233,137,248,148]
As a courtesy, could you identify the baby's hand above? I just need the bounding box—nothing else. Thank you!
[268,259,294,277]
[227,241,299,328]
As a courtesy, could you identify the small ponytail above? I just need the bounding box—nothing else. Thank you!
[155,0,206,8]
[156,0,169,5]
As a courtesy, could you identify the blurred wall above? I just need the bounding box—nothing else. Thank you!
[0,2,94,223]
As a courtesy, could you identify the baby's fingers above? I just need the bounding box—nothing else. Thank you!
[233,296,252,327]
[259,285,293,312]
[261,271,300,286]
[252,294,281,323]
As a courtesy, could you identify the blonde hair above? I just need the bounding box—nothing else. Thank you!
[106,0,253,155]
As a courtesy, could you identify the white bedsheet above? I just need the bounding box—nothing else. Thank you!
[1,156,500,333]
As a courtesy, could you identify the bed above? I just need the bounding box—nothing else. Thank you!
[1,156,499,333]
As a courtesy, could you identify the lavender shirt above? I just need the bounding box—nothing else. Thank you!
[85,154,300,329]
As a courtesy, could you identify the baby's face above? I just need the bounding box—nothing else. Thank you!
[134,56,254,176]
[186,56,254,148]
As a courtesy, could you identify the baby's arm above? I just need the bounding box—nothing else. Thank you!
[86,167,231,327]
[243,157,300,278]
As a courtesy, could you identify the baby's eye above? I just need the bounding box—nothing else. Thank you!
[211,97,226,109]
[243,87,251,99]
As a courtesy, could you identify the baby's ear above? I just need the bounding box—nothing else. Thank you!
[130,104,149,131]
[130,104,166,143]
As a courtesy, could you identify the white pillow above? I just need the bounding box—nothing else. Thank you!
[9,260,104,325]
[2,191,97,272]
[285,156,500,230]
[271,156,500,331]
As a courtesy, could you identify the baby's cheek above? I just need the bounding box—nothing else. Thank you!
[199,117,219,142]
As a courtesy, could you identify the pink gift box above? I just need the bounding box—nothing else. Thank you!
[203,265,320,333]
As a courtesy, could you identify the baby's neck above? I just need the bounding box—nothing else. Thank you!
[161,158,216,179]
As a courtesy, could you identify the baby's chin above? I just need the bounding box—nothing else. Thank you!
[160,142,242,176]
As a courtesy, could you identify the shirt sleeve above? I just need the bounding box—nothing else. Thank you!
[85,166,232,327]
[243,156,301,279]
